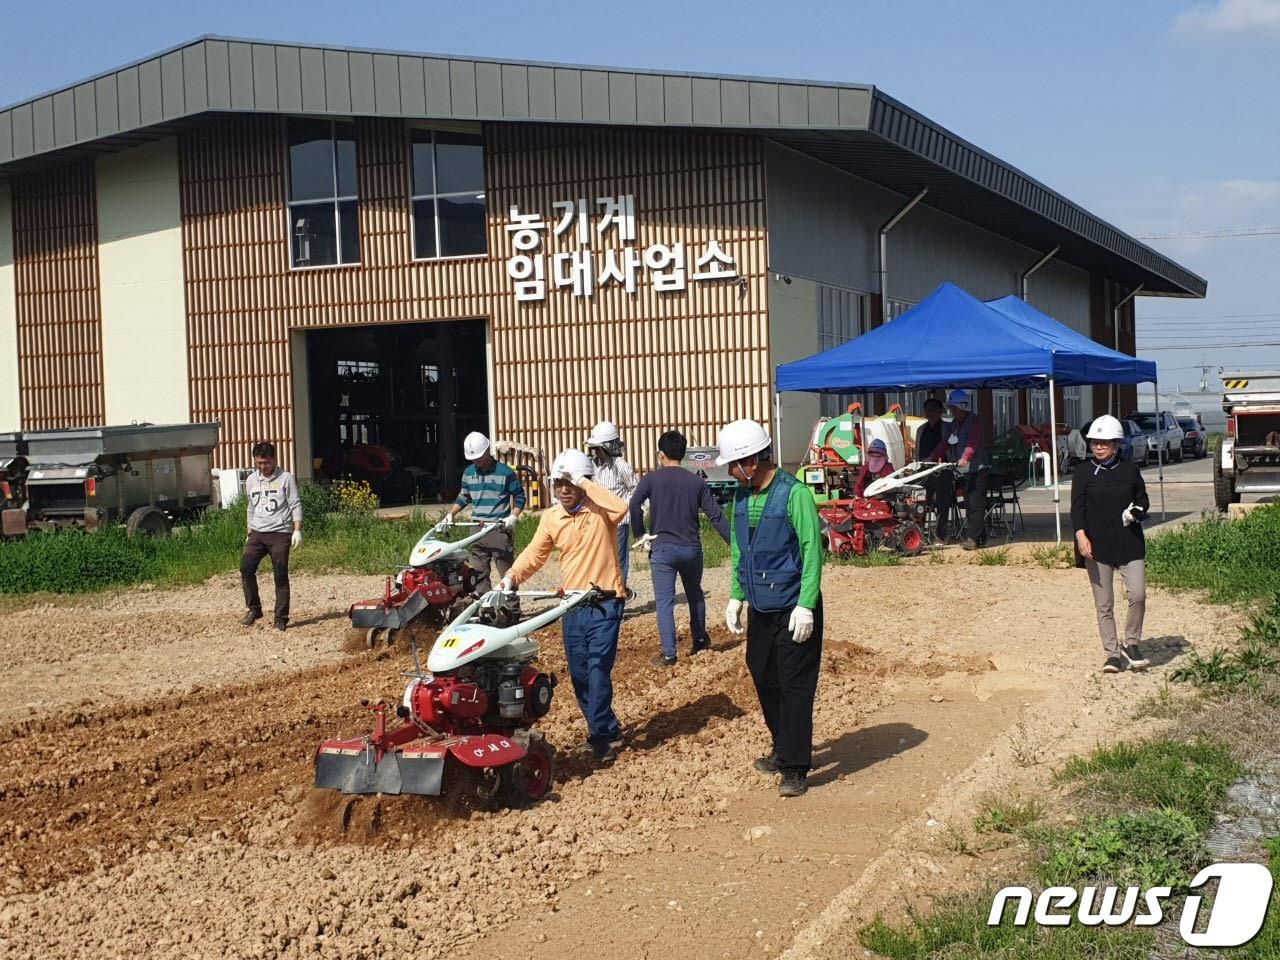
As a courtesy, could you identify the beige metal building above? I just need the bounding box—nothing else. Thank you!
[0,38,1204,497]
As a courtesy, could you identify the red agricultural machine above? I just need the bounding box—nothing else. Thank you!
[817,461,950,558]
[348,520,498,647]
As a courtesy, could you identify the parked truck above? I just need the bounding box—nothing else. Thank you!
[1216,372,1280,511]
[2,422,220,537]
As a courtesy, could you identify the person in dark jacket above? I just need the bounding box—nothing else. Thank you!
[629,430,731,668]
[1070,415,1151,673]
[927,389,990,549]
[915,397,951,537]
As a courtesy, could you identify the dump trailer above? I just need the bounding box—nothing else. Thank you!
[1216,372,1280,511]
[683,446,737,505]
[0,433,29,536]
[5,422,220,536]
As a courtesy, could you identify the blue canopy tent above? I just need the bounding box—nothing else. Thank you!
[774,282,1164,541]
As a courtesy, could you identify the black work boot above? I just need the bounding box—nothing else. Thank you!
[1103,655,1125,674]
[1122,644,1150,670]
[779,770,809,798]
[274,618,288,632]
[691,637,712,655]
[650,654,677,669]
[753,754,782,775]
[242,610,262,626]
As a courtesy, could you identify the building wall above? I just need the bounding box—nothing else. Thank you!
[96,138,191,425]
[768,273,821,464]
[765,142,1098,435]
[178,116,768,471]
[10,162,105,429]
[0,183,19,432]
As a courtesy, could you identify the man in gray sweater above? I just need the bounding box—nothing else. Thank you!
[241,441,303,630]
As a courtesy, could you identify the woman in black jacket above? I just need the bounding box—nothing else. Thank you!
[1070,415,1151,673]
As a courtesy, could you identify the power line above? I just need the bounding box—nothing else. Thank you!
[1141,341,1280,351]
[1140,312,1280,320]
[1135,226,1280,239]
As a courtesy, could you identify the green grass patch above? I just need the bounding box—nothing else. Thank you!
[827,550,903,567]
[1170,595,1280,693]
[1037,809,1202,889]
[976,546,1011,566]
[1029,543,1074,569]
[1233,835,1280,959]
[975,796,1045,836]
[858,893,1151,959]
[698,514,731,568]
[1057,738,1241,829]
[1146,504,1280,603]
[0,485,550,595]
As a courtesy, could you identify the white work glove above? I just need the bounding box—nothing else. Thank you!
[635,533,657,553]
[498,576,516,593]
[725,598,746,635]
[290,530,302,549]
[788,606,815,644]
[439,512,454,529]
[570,471,591,488]
[502,514,518,530]
[1121,502,1146,526]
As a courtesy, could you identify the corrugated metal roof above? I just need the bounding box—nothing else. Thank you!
[0,35,1205,298]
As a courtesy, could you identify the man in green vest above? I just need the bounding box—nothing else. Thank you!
[718,419,825,797]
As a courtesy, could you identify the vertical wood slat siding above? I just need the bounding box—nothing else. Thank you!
[11,162,105,429]
[178,117,768,475]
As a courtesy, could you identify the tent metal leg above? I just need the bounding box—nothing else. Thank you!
[1155,376,1166,522]
[773,391,783,467]
[1048,377,1061,544]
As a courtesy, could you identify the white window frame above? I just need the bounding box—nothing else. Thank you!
[993,388,1018,437]
[409,128,488,262]
[286,118,360,270]
[1063,385,1083,429]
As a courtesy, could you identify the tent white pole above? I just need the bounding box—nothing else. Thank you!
[773,391,784,465]
[1154,375,1166,522]
[1048,376,1062,543]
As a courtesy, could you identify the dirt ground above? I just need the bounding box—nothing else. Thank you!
[0,556,1237,960]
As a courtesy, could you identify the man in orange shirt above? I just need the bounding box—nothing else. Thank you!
[501,448,629,763]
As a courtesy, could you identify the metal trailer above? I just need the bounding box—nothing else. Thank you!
[0,433,29,536]
[683,446,738,505]
[6,422,220,536]
[1216,372,1280,511]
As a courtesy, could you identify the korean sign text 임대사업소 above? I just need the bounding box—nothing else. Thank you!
[504,194,738,302]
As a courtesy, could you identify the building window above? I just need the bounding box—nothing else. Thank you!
[287,119,360,268]
[410,129,487,259]
[1064,386,1083,429]
[993,389,1018,437]
[1029,389,1050,424]
[885,299,928,415]
[817,285,867,418]
[337,360,380,380]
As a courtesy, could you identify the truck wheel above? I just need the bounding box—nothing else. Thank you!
[126,505,171,537]
[1212,457,1234,512]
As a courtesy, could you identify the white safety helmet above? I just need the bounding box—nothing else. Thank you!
[1085,415,1124,442]
[946,389,971,409]
[463,431,491,461]
[587,420,621,446]
[550,447,595,481]
[715,419,772,466]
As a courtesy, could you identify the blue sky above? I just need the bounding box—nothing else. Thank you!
[3,0,1277,392]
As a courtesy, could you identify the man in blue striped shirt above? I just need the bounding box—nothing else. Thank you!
[443,432,526,594]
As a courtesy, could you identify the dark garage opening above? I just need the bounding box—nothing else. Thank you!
[307,320,488,504]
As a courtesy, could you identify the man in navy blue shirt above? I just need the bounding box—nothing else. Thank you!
[629,431,731,668]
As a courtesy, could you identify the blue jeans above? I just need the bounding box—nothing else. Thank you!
[650,541,707,659]
[561,598,624,749]
[617,525,630,588]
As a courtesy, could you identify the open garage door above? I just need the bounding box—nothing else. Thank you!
[306,320,488,504]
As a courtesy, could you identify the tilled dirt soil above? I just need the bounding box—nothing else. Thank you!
[0,560,1233,960]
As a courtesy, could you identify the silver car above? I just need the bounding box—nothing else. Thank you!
[1127,411,1185,464]
[1122,419,1152,467]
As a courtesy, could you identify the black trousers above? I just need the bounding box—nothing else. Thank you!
[241,530,291,623]
[468,526,515,595]
[745,597,823,773]
[932,470,989,543]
